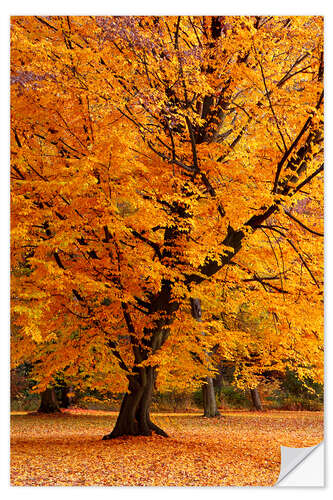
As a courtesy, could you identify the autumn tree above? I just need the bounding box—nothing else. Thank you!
[250,389,263,411]
[11,16,324,438]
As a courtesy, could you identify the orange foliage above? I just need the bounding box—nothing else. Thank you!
[11,410,323,486]
[10,16,323,399]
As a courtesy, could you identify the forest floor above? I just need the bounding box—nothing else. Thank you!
[10,410,323,486]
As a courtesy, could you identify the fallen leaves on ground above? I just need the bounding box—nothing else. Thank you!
[10,410,323,486]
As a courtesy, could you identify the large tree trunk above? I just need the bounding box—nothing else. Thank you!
[38,387,60,413]
[190,298,220,418]
[103,276,177,440]
[103,366,168,440]
[250,387,263,411]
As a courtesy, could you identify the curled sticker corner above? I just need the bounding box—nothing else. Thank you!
[275,441,324,486]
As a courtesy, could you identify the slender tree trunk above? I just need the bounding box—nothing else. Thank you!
[213,363,224,399]
[203,376,220,417]
[190,298,220,418]
[38,387,60,413]
[250,387,263,411]
[103,366,168,440]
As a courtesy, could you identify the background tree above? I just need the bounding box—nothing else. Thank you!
[38,387,60,413]
[250,388,263,411]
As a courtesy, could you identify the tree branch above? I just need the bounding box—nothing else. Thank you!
[284,209,323,237]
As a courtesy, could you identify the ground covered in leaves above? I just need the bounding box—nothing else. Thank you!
[11,410,323,486]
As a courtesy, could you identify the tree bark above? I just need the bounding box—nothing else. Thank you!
[190,298,220,418]
[250,387,263,411]
[103,274,178,440]
[203,376,220,417]
[38,387,60,413]
[103,366,168,439]
[59,385,73,409]
[213,363,224,398]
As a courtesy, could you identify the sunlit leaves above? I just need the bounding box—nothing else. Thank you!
[11,16,323,395]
